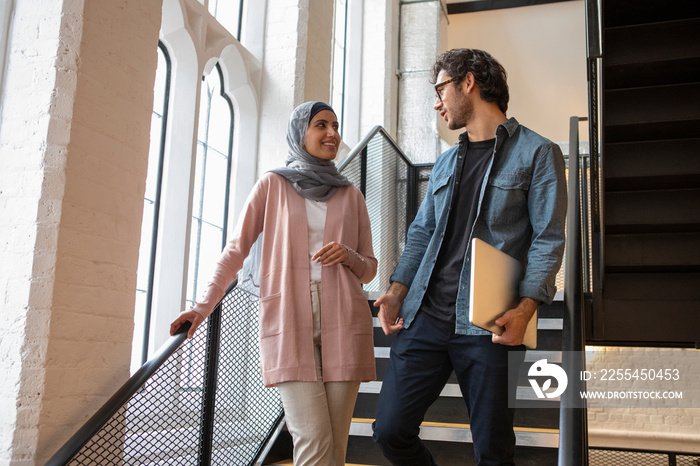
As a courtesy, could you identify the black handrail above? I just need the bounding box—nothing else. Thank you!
[585,0,601,59]
[46,279,240,466]
[338,125,414,172]
[558,116,589,466]
[586,0,604,343]
[46,322,192,466]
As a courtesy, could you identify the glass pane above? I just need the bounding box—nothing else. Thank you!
[145,112,163,201]
[132,43,169,371]
[331,0,348,134]
[209,0,242,38]
[152,49,168,116]
[208,89,232,155]
[202,150,227,226]
[130,290,147,373]
[192,143,205,217]
[198,78,211,144]
[136,200,155,291]
[197,222,224,296]
[185,62,233,316]
[186,220,200,302]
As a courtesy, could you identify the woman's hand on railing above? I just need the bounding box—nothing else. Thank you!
[170,310,206,339]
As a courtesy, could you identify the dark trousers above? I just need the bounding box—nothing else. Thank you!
[372,312,526,466]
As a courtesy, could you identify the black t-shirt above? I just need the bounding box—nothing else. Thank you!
[420,137,494,326]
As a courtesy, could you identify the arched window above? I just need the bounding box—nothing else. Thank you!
[132,42,171,371]
[186,63,234,310]
[208,0,244,40]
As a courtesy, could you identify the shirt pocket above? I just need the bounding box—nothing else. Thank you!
[431,174,452,214]
[482,170,531,224]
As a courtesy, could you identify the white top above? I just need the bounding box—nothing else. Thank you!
[305,198,327,282]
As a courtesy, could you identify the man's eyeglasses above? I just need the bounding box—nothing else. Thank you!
[434,77,458,102]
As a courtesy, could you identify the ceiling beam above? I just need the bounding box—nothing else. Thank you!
[447,0,579,15]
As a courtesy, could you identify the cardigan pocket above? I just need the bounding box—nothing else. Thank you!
[259,292,283,337]
[344,295,374,334]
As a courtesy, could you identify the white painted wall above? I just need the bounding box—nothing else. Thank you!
[0,1,162,464]
[444,1,588,144]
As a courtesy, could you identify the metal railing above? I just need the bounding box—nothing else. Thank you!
[559,116,590,466]
[48,123,591,465]
[338,125,433,293]
[47,281,283,466]
[586,0,605,331]
[48,126,429,466]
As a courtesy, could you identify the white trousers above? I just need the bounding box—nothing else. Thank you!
[276,281,360,466]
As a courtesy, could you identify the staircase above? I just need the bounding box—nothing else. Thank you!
[342,296,564,466]
[591,0,700,345]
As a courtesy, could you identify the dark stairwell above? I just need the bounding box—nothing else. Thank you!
[590,0,700,345]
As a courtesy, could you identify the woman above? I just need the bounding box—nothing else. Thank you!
[170,101,377,465]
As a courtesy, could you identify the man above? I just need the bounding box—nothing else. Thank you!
[371,49,567,465]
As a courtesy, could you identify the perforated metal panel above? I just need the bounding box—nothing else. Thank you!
[590,448,700,466]
[68,287,281,465]
[340,133,432,293]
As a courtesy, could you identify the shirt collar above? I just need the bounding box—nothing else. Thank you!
[457,117,518,145]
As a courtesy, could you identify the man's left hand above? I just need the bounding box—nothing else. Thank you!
[492,297,539,346]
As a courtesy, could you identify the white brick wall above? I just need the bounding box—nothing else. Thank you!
[586,347,700,453]
[304,0,333,103]
[0,0,162,464]
[258,0,333,176]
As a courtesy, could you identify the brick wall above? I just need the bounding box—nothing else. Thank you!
[0,0,162,463]
[586,347,700,453]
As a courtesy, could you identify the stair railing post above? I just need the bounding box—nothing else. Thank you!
[360,145,368,197]
[198,301,224,465]
[559,116,589,466]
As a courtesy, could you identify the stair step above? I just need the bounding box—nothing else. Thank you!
[349,418,559,448]
[604,0,700,28]
[604,232,700,270]
[605,189,700,229]
[604,119,700,144]
[604,18,700,68]
[598,299,700,345]
[604,83,700,128]
[346,435,560,466]
[359,381,561,402]
[605,57,700,90]
[605,139,700,182]
[603,273,700,301]
[353,391,559,431]
[272,462,370,466]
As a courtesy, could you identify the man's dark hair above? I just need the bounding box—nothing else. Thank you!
[431,48,509,115]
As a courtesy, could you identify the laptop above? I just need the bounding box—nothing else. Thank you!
[468,237,537,349]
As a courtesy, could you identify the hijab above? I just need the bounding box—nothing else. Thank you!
[238,102,350,299]
[270,101,351,202]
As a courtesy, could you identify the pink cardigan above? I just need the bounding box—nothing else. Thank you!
[193,172,377,386]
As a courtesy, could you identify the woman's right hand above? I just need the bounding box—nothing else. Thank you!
[170,310,206,339]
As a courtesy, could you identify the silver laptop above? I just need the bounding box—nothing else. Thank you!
[468,237,537,349]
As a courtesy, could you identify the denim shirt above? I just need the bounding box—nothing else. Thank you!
[390,118,567,335]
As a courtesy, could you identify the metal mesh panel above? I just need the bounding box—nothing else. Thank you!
[340,131,570,295]
[590,448,700,466]
[211,287,282,463]
[68,287,281,465]
[69,330,208,465]
[340,133,433,293]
